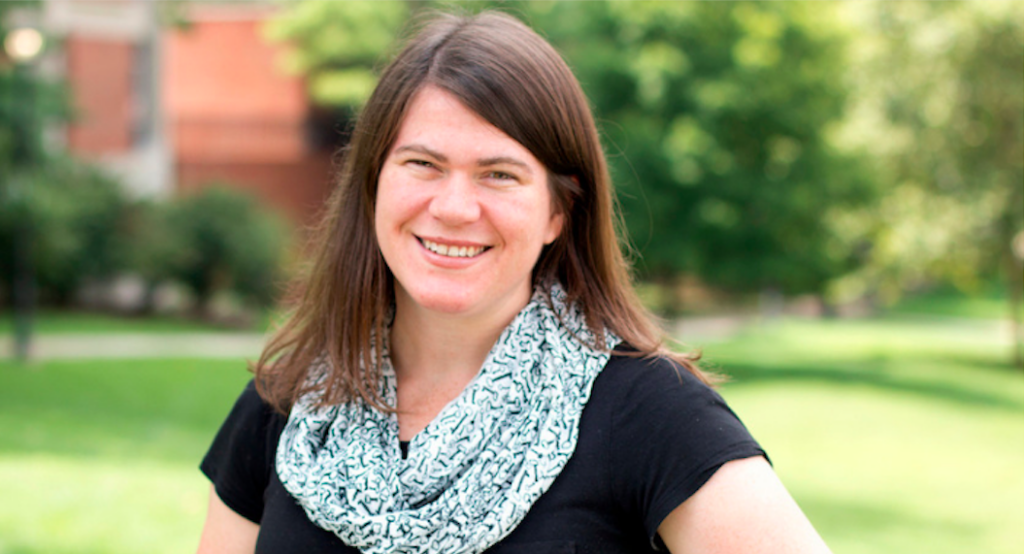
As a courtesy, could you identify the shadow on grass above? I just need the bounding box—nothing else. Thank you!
[723,360,1023,412]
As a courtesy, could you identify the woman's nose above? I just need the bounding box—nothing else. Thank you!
[428,174,481,224]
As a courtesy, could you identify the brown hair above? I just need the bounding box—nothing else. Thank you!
[254,11,706,414]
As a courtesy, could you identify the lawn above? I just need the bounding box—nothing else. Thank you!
[0,315,1021,554]
[0,310,241,334]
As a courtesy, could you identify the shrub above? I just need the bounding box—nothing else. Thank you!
[161,185,290,313]
[0,158,130,306]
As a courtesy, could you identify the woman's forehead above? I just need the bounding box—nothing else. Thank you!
[388,86,544,169]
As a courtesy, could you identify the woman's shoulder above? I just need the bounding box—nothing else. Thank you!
[592,343,763,471]
[590,345,765,542]
[200,379,289,523]
[222,380,287,436]
[596,346,715,407]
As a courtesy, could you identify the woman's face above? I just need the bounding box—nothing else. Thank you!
[375,86,563,321]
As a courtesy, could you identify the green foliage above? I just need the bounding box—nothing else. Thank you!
[263,0,408,108]
[827,1,1024,301]
[0,159,131,304]
[163,186,289,309]
[519,2,874,294]
[120,199,187,287]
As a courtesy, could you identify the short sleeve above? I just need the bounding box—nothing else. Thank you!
[605,356,766,546]
[200,380,284,524]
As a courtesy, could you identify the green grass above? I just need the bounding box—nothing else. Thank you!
[0,315,1021,554]
[0,359,252,554]
[885,287,1019,320]
[0,310,240,334]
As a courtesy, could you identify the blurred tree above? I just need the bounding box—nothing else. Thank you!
[517,2,874,301]
[828,1,1023,365]
[0,159,131,305]
[263,0,408,110]
[1,3,85,309]
[119,199,187,314]
[163,186,289,315]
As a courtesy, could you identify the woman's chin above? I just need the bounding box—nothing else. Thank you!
[399,288,478,317]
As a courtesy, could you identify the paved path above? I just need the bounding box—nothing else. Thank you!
[0,332,266,361]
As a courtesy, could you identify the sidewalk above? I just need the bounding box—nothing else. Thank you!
[0,332,266,361]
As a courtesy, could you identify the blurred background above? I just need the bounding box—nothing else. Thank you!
[0,1,1021,553]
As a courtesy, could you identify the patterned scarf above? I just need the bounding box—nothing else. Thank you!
[276,284,618,554]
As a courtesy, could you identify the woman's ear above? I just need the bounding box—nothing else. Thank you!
[545,174,577,245]
[544,212,565,245]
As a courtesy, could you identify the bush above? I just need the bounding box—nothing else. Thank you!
[161,185,290,313]
[0,158,130,305]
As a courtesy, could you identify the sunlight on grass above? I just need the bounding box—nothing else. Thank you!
[0,456,208,554]
[886,288,1019,320]
[0,308,281,335]
[0,358,251,554]
[722,384,1023,554]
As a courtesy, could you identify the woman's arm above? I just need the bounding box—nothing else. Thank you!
[658,457,831,554]
[196,485,260,554]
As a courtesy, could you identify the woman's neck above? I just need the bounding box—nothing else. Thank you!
[389,299,518,384]
[388,291,530,440]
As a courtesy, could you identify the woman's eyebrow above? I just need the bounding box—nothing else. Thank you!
[478,156,533,175]
[393,144,448,162]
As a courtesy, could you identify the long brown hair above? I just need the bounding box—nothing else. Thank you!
[254,11,706,414]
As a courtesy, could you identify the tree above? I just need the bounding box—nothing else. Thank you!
[828,1,1023,365]
[518,2,874,299]
[263,0,408,110]
[1,4,83,308]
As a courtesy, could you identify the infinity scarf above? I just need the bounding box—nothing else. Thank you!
[276,284,618,554]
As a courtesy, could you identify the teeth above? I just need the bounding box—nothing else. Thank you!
[422,239,486,258]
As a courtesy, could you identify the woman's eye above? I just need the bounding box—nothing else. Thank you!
[408,159,435,169]
[486,171,517,182]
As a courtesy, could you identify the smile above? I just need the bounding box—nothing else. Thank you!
[419,237,490,258]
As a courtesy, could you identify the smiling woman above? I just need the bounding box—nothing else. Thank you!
[196,10,831,554]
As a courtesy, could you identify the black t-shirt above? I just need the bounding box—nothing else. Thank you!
[201,354,765,553]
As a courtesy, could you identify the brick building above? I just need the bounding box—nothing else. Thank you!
[45,0,339,225]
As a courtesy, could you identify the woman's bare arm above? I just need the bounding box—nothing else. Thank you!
[658,456,832,554]
[196,485,260,554]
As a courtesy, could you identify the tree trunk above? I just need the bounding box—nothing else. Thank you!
[1008,245,1023,370]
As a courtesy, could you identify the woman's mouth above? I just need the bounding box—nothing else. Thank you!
[418,237,490,258]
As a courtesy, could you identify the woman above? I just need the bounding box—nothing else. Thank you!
[198,11,831,554]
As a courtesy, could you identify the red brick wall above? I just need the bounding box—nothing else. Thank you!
[66,35,134,154]
[164,15,334,226]
[176,150,336,225]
